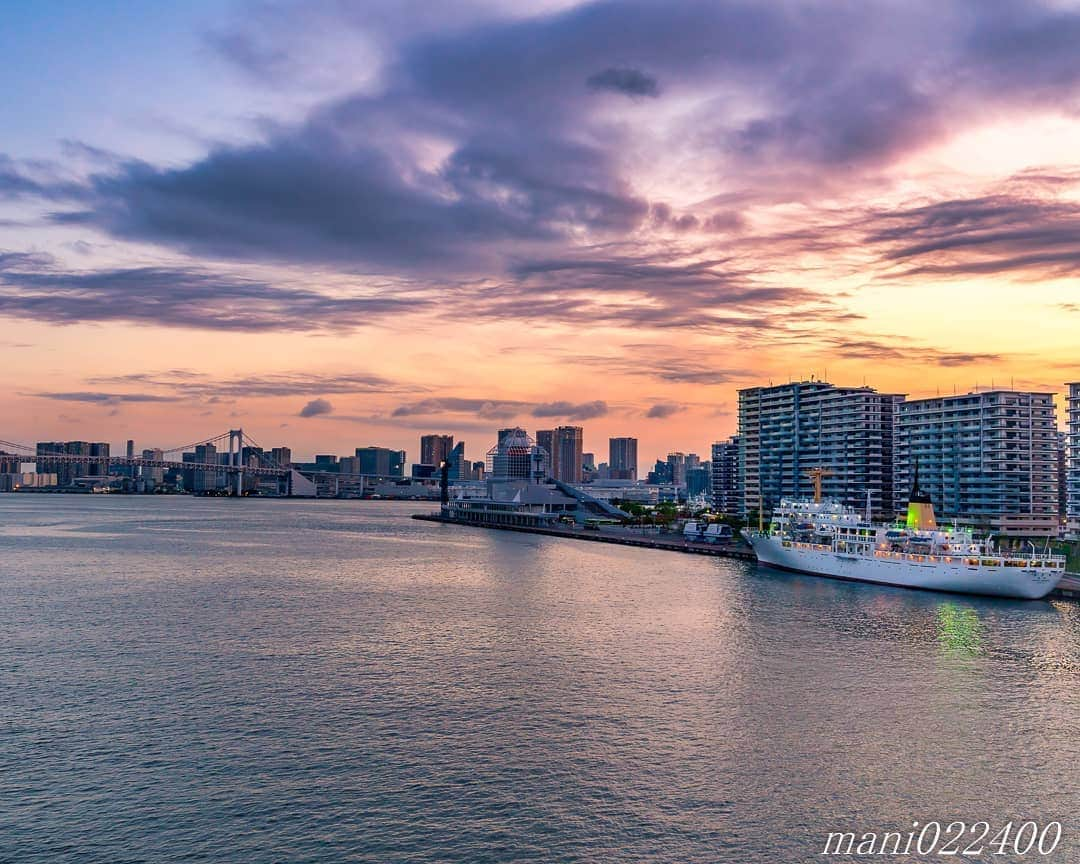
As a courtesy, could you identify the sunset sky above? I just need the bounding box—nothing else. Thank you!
[4,0,1080,467]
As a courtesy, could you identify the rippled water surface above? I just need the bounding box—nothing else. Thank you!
[1,496,1078,863]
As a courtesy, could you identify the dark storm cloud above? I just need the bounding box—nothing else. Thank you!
[298,398,333,417]
[586,67,659,98]
[0,256,415,331]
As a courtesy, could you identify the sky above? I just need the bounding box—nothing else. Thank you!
[4,0,1080,468]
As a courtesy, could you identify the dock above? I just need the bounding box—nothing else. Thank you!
[411,513,757,561]
[1056,574,1080,600]
[412,513,1080,601]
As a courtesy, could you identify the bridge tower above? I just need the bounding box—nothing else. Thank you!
[228,428,244,496]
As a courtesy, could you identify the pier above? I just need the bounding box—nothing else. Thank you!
[413,513,1080,601]
[414,512,754,562]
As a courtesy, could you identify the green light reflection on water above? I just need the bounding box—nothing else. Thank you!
[936,602,982,654]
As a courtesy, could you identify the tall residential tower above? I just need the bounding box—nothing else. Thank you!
[608,437,638,481]
[552,426,584,483]
[893,390,1058,535]
[738,381,902,520]
[1067,383,1080,535]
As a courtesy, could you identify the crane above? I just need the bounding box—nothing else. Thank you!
[804,467,835,503]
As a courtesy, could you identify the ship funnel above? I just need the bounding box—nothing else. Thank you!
[905,462,937,531]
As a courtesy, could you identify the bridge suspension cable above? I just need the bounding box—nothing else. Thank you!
[158,431,232,455]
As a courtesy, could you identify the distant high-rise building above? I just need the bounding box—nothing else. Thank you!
[535,430,555,476]
[608,437,638,481]
[36,442,67,485]
[894,390,1058,534]
[667,452,686,486]
[126,439,135,459]
[553,426,584,483]
[686,466,710,498]
[739,380,903,520]
[1064,383,1080,535]
[685,453,701,471]
[35,440,110,486]
[315,454,340,472]
[487,428,544,480]
[339,456,360,474]
[270,446,292,468]
[88,443,110,476]
[356,447,406,477]
[446,441,467,479]
[648,459,673,485]
[710,436,740,515]
[193,443,222,492]
[141,448,165,486]
[420,434,454,467]
[240,445,265,468]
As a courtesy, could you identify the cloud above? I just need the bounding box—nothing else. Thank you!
[87,369,405,400]
[299,398,333,417]
[32,0,1076,280]
[571,346,751,385]
[531,400,608,420]
[646,402,685,419]
[8,0,1080,349]
[863,188,1080,279]
[0,155,86,201]
[391,396,608,422]
[29,391,181,404]
[0,256,415,332]
[586,67,659,98]
[817,337,1003,368]
[392,397,528,420]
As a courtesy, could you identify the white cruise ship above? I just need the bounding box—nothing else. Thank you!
[742,472,1066,600]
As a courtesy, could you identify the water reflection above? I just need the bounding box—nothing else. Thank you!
[936,603,982,654]
[0,496,1077,864]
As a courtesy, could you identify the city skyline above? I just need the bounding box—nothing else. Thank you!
[5,2,1080,462]
[6,378,1080,471]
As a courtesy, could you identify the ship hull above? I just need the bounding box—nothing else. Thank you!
[744,534,1062,600]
